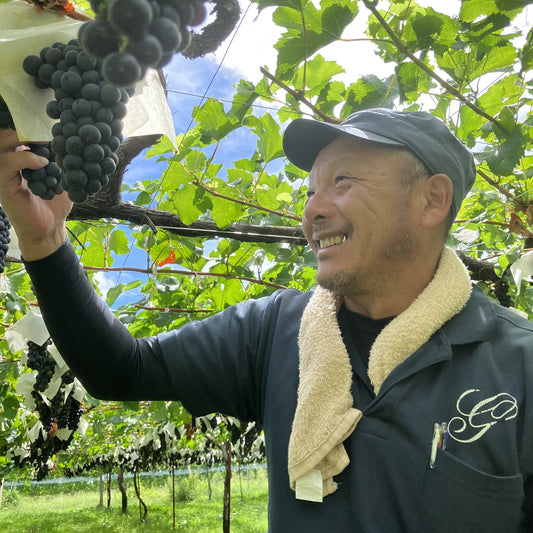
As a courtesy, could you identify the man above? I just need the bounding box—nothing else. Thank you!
[0,108,532,532]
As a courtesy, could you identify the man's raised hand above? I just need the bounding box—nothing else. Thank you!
[0,129,72,261]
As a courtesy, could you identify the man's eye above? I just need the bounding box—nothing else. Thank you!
[306,190,315,199]
[335,175,350,184]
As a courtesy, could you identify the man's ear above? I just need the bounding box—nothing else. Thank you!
[420,173,453,229]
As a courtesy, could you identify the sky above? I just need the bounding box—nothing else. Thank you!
[209,0,462,83]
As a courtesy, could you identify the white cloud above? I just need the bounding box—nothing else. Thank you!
[93,271,117,299]
[211,2,281,82]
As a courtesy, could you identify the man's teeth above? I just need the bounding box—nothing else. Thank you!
[319,235,347,249]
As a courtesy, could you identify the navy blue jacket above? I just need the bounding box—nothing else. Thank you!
[26,241,533,532]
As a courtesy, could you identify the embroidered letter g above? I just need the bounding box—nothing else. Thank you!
[448,389,518,444]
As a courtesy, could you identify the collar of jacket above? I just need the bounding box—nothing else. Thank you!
[442,285,500,345]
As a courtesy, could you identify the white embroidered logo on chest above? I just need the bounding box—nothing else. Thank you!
[447,388,518,444]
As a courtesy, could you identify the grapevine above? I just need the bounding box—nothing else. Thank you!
[80,0,208,87]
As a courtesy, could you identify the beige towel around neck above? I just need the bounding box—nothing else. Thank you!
[288,247,472,501]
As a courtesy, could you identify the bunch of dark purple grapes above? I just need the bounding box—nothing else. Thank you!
[25,340,84,480]
[80,0,208,87]
[23,39,127,203]
[21,144,63,200]
[26,340,83,432]
[27,339,55,393]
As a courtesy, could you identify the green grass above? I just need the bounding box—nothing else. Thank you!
[0,468,268,532]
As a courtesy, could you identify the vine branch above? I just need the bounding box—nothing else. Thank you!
[69,201,307,244]
[182,0,241,59]
[133,304,214,314]
[82,264,288,290]
[191,177,302,222]
[260,68,340,124]
[477,168,519,203]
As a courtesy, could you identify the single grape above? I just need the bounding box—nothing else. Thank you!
[78,124,101,144]
[60,71,83,95]
[126,33,163,67]
[22,55,43,77]
[108,0,153,39]
[101,52,142,87]
[80,20,120,59]
[100,85,122,107]
[84,144,105,163]
[63,154,84,170]
[65,169,88,189]
[150,17,181,53]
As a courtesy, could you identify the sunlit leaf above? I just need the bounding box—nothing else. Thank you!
[245,113,285,163]
[273,0,358,78]
[109,229,130,256]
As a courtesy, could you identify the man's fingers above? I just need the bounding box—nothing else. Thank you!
[25,153,49,169]
[2,150,48,174]
[0,130,50,168]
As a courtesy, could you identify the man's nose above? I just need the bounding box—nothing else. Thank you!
[304,189,335,222]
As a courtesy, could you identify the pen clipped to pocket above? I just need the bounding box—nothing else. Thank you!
[429,422,448,469]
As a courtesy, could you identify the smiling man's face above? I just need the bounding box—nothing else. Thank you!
[302,136,424,305]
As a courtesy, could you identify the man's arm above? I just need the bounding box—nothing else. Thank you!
[25,235,273,418]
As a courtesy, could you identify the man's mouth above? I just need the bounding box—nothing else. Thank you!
[318,234,347,249]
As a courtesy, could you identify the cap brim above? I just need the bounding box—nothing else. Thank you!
[283,118,405,172]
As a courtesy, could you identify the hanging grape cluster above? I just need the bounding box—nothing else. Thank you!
[25,339,84,480]
[15,0,208,204]
[0,206,10,274]
[23,39,126,203]
[27,339,56,393]
[80,0,208,87]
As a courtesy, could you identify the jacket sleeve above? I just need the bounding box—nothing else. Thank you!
[24,239,278,422]
[156,292,277,422]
